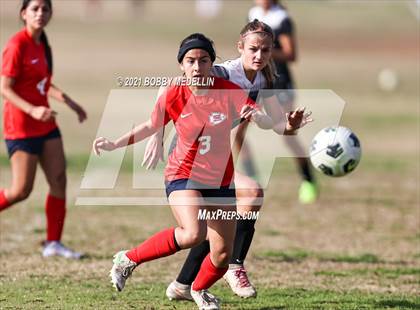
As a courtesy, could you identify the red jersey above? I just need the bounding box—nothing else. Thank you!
[1,28,56,139]
[151,77,256,187]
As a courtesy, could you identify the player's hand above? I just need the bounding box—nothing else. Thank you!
[142,135,164,170]
[93,137,116,156]
[68,100,87,123]
[285,107,313,132]
[29,106,57,122]
[240,105,257,121]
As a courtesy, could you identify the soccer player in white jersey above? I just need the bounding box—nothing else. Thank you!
[249,0,319,204]
[143,20,313,301]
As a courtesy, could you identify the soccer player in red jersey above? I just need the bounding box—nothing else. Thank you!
[0,0,87,259]
[143,20,313,301]
[93,33,308,309]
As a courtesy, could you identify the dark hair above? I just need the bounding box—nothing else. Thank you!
[21,0,53,74]
[178,33,216,63]
[240,19,276,88]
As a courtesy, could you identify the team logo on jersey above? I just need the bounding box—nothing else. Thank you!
[209,112,226,125]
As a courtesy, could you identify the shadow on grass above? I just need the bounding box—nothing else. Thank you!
[376,299,420,309]
[258,249,310,262]
[257,249,384,264]
[315,267,420,279]
[319,253,381,264]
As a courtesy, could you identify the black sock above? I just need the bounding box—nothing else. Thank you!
[176,240,210,285]
[230,217,256,265]
[173,230,181,251]
[299,159,314,182]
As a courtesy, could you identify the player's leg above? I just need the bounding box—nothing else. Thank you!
[232,173,263,265]
[265,96,318,204]
[281,96,318,204]
[166,201,210,300]
[283,136,318,203]
[223,172,262,298]
[166,123,259,300]
[166,240,210,301]
[0,150,37,211]
[191,204,236,309]
[166,176,263,300]
[111,188,206,292]
[166,188,213,298]
[39,135,82,259]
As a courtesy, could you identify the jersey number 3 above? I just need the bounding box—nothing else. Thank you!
[198,135,211,155]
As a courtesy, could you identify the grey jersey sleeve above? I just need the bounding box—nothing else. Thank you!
[211,65,230,80]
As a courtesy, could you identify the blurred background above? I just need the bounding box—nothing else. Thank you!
[0,0,419,308]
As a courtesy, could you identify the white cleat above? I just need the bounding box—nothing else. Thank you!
[109,250,137,292]
[223,265,257,298]
[166,280,193,301]
[190,284,220,310]
[42,241,83,259]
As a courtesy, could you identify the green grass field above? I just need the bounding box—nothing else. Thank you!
[0,0,419,309]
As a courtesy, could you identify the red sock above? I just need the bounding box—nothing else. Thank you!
[0,189,11,212]
[126,227,180,264]
[45,194,66,241]
[192,254,228,291]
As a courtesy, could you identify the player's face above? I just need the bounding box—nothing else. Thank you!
[21,0,52,30]
[239,33,272,72]
[180,49,213,81]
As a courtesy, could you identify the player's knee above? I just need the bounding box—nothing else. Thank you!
[238,181,264,210]
[10,184,33,202]
[50,170,67,191]
[182,229,206,248]
[249,185,264,200]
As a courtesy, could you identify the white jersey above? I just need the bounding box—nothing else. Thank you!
[248,4,289,31]
[212,58,269,101]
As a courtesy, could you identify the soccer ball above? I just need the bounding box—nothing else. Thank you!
[310,126,361,177]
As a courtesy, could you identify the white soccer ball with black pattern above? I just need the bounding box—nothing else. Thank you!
[310,126,361,177]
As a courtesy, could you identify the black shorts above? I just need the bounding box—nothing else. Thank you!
[165,178,236,205]
[5,128,61,157]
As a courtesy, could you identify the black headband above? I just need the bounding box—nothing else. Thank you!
[177,39,216,63]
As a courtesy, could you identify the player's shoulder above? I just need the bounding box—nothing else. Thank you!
[216,58,240,70]
[155,83,184,108]
[214,58,242,78]
[5,29,30,49]
[163,83,182,98]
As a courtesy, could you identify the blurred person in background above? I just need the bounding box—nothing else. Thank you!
[249,0,318,204]
[0,0,87,259]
